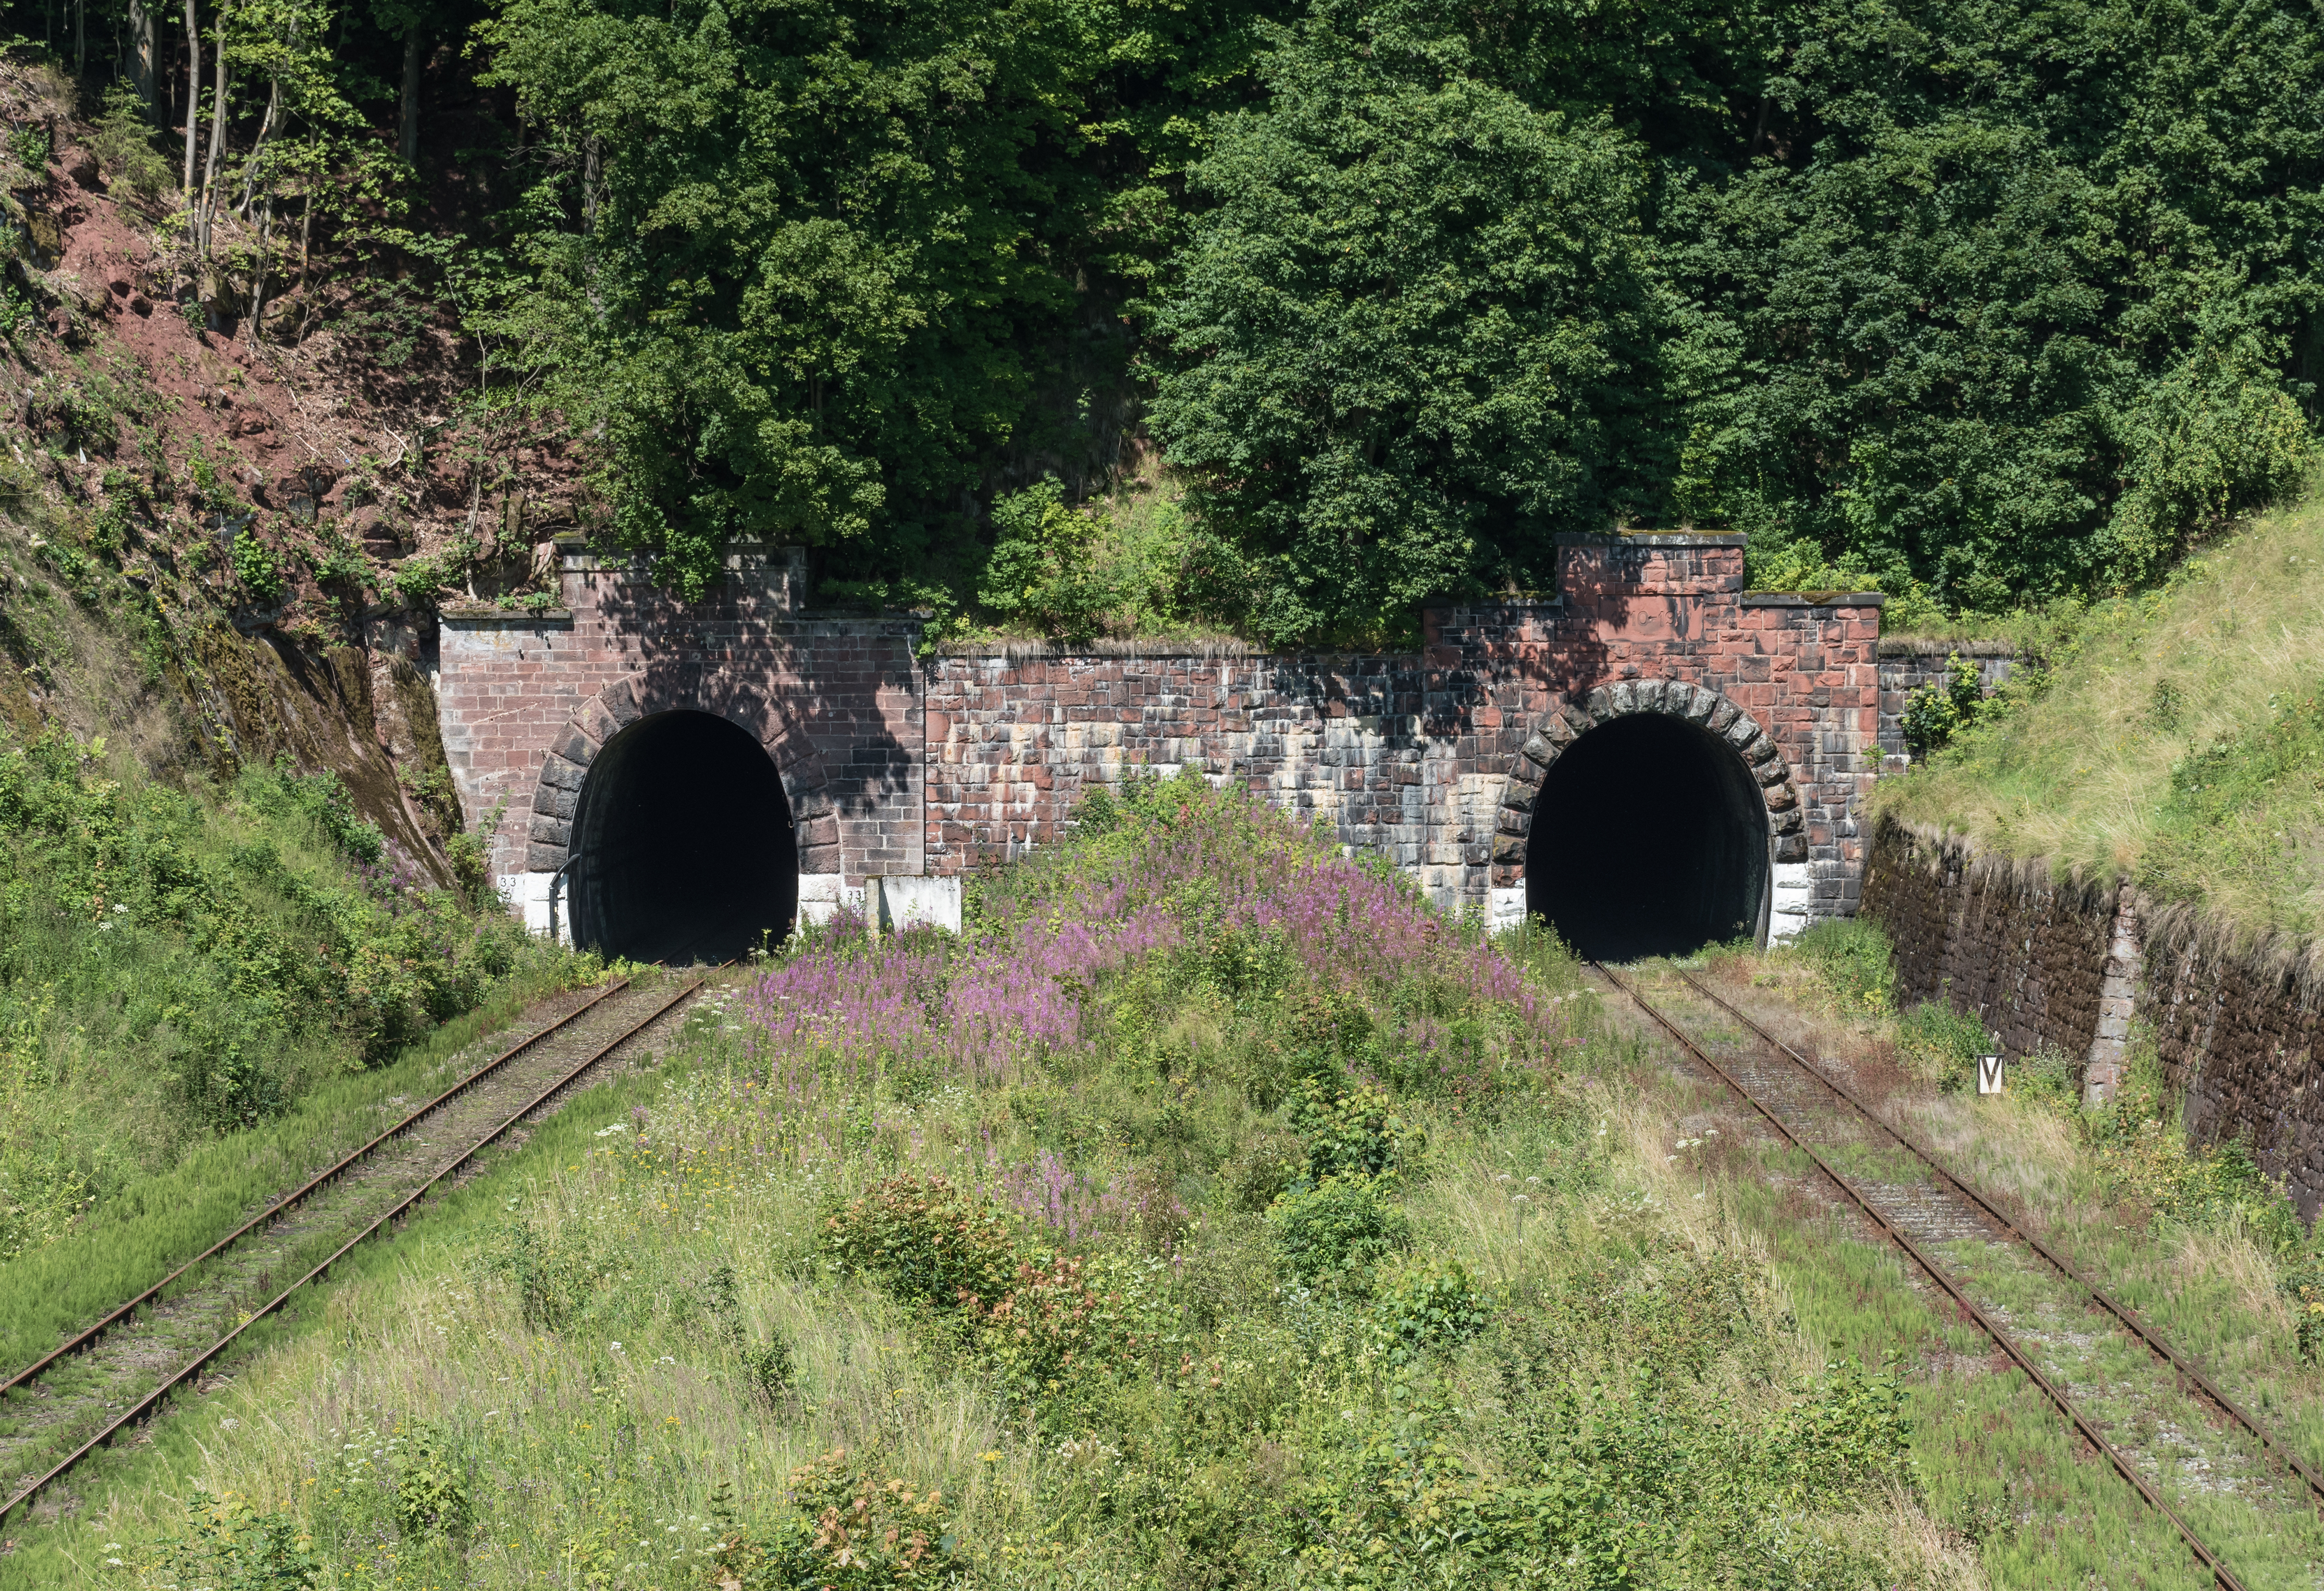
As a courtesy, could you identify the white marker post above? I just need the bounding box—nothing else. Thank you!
[1976,1053,2005,1095]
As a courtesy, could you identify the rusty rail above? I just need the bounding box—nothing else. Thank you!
[1592,960,2247,1591]
[0,973,707,1526]
[1674,965,2324,1516]
[0,977,635,1406]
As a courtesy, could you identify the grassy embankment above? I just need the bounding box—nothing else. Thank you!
[1881,491,2324,941]
[1720,922,2324,1581]
[0,729,590,1373]
[40,770,2277,1590]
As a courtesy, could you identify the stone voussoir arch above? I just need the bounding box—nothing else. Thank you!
[1490,677,1808,879]
[520,670,840,877]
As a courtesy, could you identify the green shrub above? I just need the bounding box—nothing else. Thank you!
[1371,1258,1489,1369]
[231,526,286,602]
[743,1336,796,1403]
[1760,1355,1913,1506]
[820,1175,1019,1310]
[5,121,48,172]
[392,1422,475,1541]
[2011,1041,2083,1108]
[302,521,371,588]
[1223,1132,1303,1211]
[391,551,447,606]
[979,475,1115,644]
[1287,1077,1419,1182]
[1267,1173,1410,1286]
[1781,916,1896,1015]
[242,755,385,865]
[1901,652,1987,756]
[88,84,171,200]
[148,1492,320,1590]
[1898,1000,1994,1088]
[2281,1254,2324,1364]
[23,377,117,454]
[0,284,33,343]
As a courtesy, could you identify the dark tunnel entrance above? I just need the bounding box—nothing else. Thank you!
[1525,713,1770,962]
[567,711,798,964]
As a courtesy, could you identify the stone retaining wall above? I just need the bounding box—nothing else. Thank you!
[1861,815,2116,1063]
[1862,814,2324,1217]
[441,534,1893,929]
[2139,912,2324,1215]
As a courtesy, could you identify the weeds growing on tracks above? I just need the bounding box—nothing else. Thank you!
[41,773,1974,1590]
[0,742,596,1374]
[1696,923,2324,1583]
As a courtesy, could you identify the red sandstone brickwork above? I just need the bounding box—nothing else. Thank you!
[438,548,923,890]
[922,536,1883,917]
[438,533,1883,926]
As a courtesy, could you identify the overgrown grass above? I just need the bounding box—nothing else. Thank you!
[0,729,589,1357]
[0,954,589,1373]
[1705,921,2324,1580]
[1880,492,2324,937]
[45,774,1974,1590]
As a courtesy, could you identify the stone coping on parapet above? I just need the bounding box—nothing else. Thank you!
[936,639,1442,663]
[1738,591,1887,608]
[1552,531,1751,548]
[439,606,577,627]
[1875,636,2018,657]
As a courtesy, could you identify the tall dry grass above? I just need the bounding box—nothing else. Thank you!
[1881,492,2324,937]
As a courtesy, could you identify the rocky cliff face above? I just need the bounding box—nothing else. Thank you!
[0,60,582,884]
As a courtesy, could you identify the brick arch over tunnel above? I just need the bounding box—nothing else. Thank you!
[1493,680,1806,958]
[523,673,841,959]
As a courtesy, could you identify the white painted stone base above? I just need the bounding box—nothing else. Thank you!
[877,875,963,934]
[504,871,957,942]
[1767,861,1812,944]
[504,872,573,944]
[1488,886,1529,934]
[797,872,866,928]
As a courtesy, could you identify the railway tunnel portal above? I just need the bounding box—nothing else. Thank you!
[434,535,1889,957]
[565,710,799,963]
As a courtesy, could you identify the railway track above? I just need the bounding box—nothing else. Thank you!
[0,977,635,1407]
[0,969,714,1526]
[1592,959,2324,1591]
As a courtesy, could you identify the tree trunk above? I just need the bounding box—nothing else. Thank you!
[398,30,421,165]
[180,0,197,195]
[196,7,226,273]
[246,195,270,348]
[237,63,280,217]
[582,133,599,232]
[127,0,156,117]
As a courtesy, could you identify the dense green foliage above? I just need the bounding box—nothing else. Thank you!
[472,0,1280,603]
[26,0,2324,636]
[0,732,550,1261]
[1899,653,1987,757]
[1145,9,1664,643]
[441,0,2324,638]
